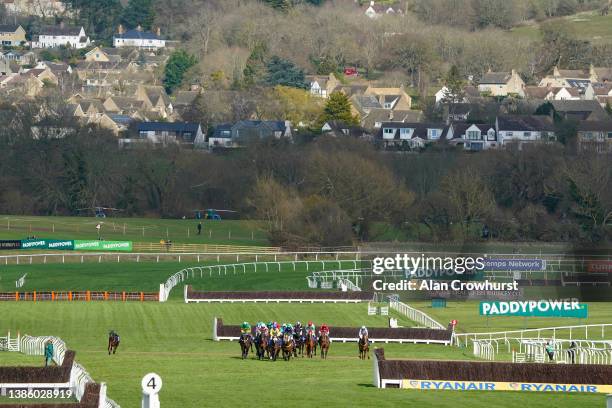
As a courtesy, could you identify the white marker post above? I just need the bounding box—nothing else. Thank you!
[141,373,162,408]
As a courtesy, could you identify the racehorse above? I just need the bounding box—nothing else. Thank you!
[269,336,281,361]
[239,333,253,359]
[107,332,119,355]
[305,332,317,358]
[255,332,269,360]
[281,334,295,361]
[293,328,306,357]
[319,333,330,359]
[358,335,369,360]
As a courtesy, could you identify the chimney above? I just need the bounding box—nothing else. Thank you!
[553,66,560,77]
[118,24,124,35]
[388,110,393,120]
[59,21,65,29]
[156,27,161,37]
[136,25,142,32]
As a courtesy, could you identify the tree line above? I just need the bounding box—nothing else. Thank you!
[0,103,609,246]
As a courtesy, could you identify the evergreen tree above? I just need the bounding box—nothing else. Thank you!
[442,65,465,104]
[67,0,122,43]
[163,50,197,94]
[319,91,359,126]
[121,0,156,30]
[265,56,307,89]
[243,43,267,87]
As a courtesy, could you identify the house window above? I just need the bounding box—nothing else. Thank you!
[524,132,531,138]
[487,131,495,141]
[467,130,480,140]
[384,103,393,109]
[507,131,513,137]
[399,128,410,138]
[429,129,439,139]
[585,132,593,139]
[607,132,612,139]
[383,128,394,136]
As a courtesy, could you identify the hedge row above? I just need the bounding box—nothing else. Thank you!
[217,318,452,341]
[375,349,612,384]
[0,350,75,383]
[188,287,372,300]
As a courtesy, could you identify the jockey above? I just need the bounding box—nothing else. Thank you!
[255,322,264,336]
[270,322,280,338]
[284,323,294,337]
[240,321,251,337]
[295,321,303,333]
[358,326,368,340]
[307,321,316,337]
[319,323,330,337]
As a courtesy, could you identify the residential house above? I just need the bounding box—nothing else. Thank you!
[0,25,26,46]
[84,47,122,63]
[435,86,469,104]
[524,86,554,100]
[364,1,404,18]
[549,100,610,121]
[363,85,412,110]
[0,50,36,65]
[75,60,137,89]
[539,66,592,92]
[379,122,448,149]
[306,73,339,98]
[135,85,173,119]
[478,69,525,97]
[22,67,58,85]
[333,83,369,97]
[113,26,165,50]
[350,94,382,116]
[102,96,146,116]
[576,120,612,153]
[73,99,105,121]
[97,113,134,135]
[447,122,497,151]
[208,124,233,149]
[33,24,90,49]
[591,82,612,107]
[121,121,205,148]
[3,73,44,97]
[231,120,292,144]
[361,108,421,130]
[495,115,556,148]
[590,65,612,83]
[35,61,72,76]
[321,121,369,139]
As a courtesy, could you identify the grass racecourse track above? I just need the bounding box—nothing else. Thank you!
[0,300,608,408]
[1,215,611,407]
[0,215,269,246]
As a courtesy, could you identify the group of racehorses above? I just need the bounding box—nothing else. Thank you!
[239,329,370,361]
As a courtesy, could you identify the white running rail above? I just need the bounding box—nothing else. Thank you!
[454,324,612,347]
[388,298,446,330]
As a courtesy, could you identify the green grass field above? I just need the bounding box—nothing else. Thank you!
[0,301,607,408]
[0,215,269,246]
[510,11,612,44]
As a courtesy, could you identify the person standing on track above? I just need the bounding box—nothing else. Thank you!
[44,340,54,367]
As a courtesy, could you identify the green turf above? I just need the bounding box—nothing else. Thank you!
[0,260,364,295]
[0,301,605,408]
[0,215,269,246]
[510,12,612,44]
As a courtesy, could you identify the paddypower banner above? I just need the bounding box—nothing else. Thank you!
[402,379,612,393]
[21,239,74,250]
[73,240,132,252]
[479,300,588,318]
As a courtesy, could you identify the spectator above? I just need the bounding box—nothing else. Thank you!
[197,221,202,235]
[568,341,577,364]
[44,341,54,367]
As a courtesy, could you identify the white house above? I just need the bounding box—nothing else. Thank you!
[495,115,556,148]
[364,1,402,19]
[380,122,447,149]
[113,27,165,50]
[447,123,497,151]
[33,25,90,49]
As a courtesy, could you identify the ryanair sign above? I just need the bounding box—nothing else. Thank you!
[402,379,612,393]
